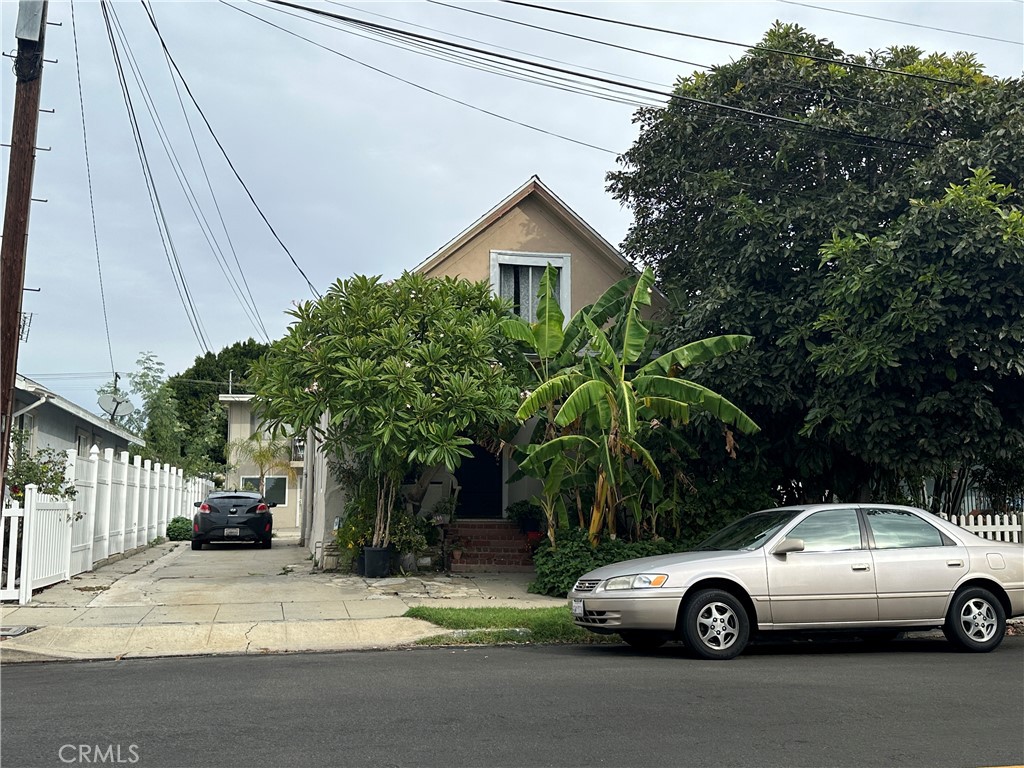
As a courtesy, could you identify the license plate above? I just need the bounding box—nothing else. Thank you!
[225,527,240,537]
[571,599,584,617]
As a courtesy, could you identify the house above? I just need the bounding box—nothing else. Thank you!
[299,176,659,568]
[219,394,304,534]
[11,374,142,459]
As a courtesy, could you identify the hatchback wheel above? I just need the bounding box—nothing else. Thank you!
[944,587,1005,653]
[260,537,272,549]
[619,630,669,651]
[191,540,202,551]
[680,589,749,660]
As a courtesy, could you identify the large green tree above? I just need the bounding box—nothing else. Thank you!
[99,352,222,477]
[806,170,1024,512]
[249,273,525,548]
[167,339,270,466]
[607,23,1024,505]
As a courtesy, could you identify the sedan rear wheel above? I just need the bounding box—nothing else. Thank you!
[619,630,669,651]
[680,588,749,660]
[191,540,202,551]
[944,587,1005,653]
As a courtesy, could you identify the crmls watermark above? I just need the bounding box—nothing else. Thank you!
[58,744,140,764]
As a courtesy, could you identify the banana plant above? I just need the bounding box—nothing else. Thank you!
[516,267,760,546]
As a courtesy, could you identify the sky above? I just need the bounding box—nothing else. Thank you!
[2,0,1022,414]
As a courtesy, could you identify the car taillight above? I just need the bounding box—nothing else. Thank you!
[256,503,269,512]
[199,503,211,513]
[265,523,271,532]
[193,522,199,532]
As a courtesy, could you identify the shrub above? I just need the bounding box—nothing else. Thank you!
[505,500,544,532]
[6,430,76,503]
[529,528,688,597]
[166,516,193,541]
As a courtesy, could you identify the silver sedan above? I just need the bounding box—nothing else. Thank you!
[569,504,1024,659]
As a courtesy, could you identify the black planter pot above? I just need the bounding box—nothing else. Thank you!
[363,546,392,578]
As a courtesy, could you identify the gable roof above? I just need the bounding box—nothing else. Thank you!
[412,175,639,278]
[15,374,144,445]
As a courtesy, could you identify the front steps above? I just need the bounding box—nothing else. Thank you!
[447,520,535,573]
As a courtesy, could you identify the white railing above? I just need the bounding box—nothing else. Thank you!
[941,512,1023,544]
[1,447,213,604]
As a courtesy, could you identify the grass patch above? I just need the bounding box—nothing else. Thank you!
[403,605,622,646]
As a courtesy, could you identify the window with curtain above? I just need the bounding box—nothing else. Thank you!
[498,264,561,322]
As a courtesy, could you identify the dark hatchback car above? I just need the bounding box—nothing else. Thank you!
[192,491,275,550]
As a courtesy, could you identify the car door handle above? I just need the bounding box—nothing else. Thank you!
[946,560,964,568]
[852,563,871,571]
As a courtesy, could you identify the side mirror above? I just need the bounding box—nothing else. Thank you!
[269,502,278,508]
[193,501,202,508]
[773,538,805,556]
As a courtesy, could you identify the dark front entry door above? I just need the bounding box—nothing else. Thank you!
[453,445,502,519]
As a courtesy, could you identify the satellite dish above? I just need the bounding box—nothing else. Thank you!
[98,393,136,420]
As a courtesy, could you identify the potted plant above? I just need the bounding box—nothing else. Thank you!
[430,496,458,526]
[389,510,429,573]
[505,500,544,534]
[448,535,464,566]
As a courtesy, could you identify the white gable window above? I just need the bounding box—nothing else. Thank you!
[490,251,571,323]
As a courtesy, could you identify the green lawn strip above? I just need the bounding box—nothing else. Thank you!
[403,605,621,646]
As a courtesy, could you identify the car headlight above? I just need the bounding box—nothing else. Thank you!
[603,573,668,590]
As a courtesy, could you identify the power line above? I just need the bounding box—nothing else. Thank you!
[106,3,272,344]
[139,0,322,299]
[105,4,216,354]
[151,17,272,343]
[251,0,889,164]
[231,3,870,198]
[327,0,671,89]
[70,1,116,379]
[425,0,709,72]
[778,1,1023,47]
[223,1,621,154]
[268,0,933,150]
[100,0,211,354]
[259,1,661,109]
[428,0,906,116]
[497,0,967,87]
[325,11,899,152]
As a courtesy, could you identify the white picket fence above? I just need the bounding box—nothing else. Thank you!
[1,446,212,604]
[940,512,1023,544]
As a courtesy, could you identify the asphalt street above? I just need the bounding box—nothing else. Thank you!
[2,636,1022,768]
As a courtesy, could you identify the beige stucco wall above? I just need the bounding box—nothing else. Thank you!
[220,398,302,532]
[417,194,648,519]
[419,196,633,314]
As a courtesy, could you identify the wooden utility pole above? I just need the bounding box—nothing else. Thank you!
[1,0,49,488]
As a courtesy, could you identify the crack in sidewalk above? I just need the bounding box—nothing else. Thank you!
[243,622,259,654]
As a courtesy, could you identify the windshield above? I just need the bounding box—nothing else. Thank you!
[695,509,802,551]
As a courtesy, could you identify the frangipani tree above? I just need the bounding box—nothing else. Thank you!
[249,273,523,549]
[512,267,759,545]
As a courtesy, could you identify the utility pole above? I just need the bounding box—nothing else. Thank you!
[1,0,49,488]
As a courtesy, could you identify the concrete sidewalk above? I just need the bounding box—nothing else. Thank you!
[0,535,564,663]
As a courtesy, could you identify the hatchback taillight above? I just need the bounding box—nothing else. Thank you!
[256,503,269,512]
[199,503,211,513]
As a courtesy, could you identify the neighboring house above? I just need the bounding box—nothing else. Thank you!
[220,394,303,534]
[300,176,661,566]
[11,374,142,459]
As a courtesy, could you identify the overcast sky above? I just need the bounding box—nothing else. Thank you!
[2,0,1022,413]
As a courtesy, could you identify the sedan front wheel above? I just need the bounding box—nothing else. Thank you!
[679,588,750,660]
[944,587,1005,653]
